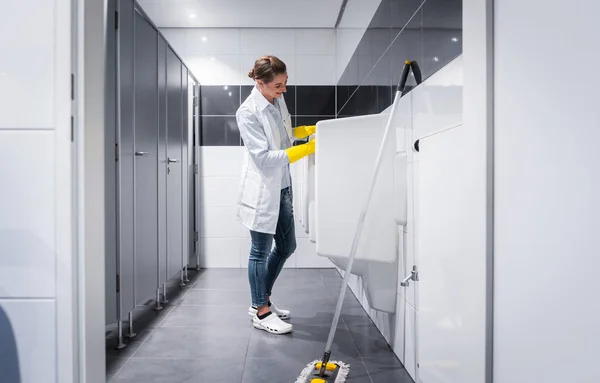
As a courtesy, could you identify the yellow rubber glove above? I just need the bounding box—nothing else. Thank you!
[293,125,317,139]
[285,139,316,163]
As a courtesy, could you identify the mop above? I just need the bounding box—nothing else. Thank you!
[295,60,422,383]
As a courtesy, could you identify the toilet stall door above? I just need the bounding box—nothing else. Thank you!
[166,47,183,281]
[133,11,159,306]
[157,36,168,288]
[117,0,136,318]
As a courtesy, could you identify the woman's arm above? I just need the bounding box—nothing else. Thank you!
[236,107,290,168]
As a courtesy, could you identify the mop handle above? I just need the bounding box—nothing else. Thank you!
[322,89,403,355]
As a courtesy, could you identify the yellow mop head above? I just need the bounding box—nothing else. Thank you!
[295,360,350,383]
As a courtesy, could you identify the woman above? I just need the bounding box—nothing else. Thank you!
[236,56,316,335]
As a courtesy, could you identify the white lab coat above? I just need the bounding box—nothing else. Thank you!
[236,87,294,234]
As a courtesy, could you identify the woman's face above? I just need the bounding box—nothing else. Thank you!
[257,73,288,101]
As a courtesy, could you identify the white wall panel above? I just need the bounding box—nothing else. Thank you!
[187,54,241,85]
[200,177,240,207]
[296,29,335,55]
[494,1,600,382]
[0,131,56,298]
[296,55,336,85]
[199,147,244,177]
[0,0,55,128]
[185,28,241,55]
[240,29,296,55]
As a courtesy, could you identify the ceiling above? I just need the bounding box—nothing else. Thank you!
[137,0,346,28]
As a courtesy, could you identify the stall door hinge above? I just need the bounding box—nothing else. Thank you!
[114,11,119,30]
[194,231,199,242]
[116,274,120,293]
[115,142,119,162]
[193,96,199,107]
[194,164,199,174]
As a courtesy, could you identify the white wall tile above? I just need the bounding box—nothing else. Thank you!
[240,29,296,55]
[186,54,241,85]
[200,177,240,207]
[185,28,241,55]
[0,131,55,298]
[335,28,366,81]
[296,238,333,268]
[0,300,56,383]
[199,146,244,177]
[296,29,335,55]
[161,28,187,55]
[199,238,243,268]
[295,55,336,85]
[0,0,55,128]
[199,207,242,238]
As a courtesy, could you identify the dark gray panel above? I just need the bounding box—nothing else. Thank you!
[166,47,183,281]
[105,0,118,324]
[296,86,335,115]
[201,85,240,116]
[118,0,136,317]
[181,68,190,268]
[158,36,168,286]
[133,12,159,306]
[200,116,240,146]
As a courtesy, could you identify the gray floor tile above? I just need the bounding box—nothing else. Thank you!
[319,268,342,279]
[160,305,250,328]
[133,326,250,359]
[197,268,247,280]
[178,288,250,307]
[194,275,249,290]
[106,358,128,381]
[106,328,156,359]
[247,325,360,362]
[362,355,413,383]
[347,325,395,358]
[242,356,369,383]
[110,357,244,383]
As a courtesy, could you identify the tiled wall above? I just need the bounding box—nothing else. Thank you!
[0,0,72,381]
[162,27,337,267]
[199,85,336,146]
[337,0,462,116]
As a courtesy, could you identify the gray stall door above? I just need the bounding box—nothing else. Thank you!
[117,0,136,317]
[166,47,183,280]
[158,36,168,287]
[133,11,159,306]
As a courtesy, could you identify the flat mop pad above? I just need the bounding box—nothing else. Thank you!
[295,360,350,383]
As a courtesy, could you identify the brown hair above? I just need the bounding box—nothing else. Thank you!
[248,55,287,83]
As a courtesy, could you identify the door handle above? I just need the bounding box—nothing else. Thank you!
[135,151,149,156]
[400,265,419,287]
[167,157,179,163]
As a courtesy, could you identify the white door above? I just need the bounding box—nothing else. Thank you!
[416,125,488,383]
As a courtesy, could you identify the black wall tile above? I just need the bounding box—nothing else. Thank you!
[201,85,240,116]
[296,86,335,115]
[201,116,240,146]
[241,85,297,115]
[296,116,335,127]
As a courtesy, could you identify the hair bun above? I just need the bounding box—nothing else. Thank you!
[247,69,255,79]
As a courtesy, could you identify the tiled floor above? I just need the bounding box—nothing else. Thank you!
[106,268,413,383]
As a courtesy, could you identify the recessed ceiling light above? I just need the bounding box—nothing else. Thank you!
[223,85,228,90]
[433,57,439,62]
[452,37,458,42]
[202,36,207,42]
[228,92,232,97]
[189,13,197,18]
[210,57,215,61]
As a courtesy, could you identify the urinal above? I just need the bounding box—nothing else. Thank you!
[315,113,407,313]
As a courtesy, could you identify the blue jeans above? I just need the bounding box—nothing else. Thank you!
[248,187,297,307]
